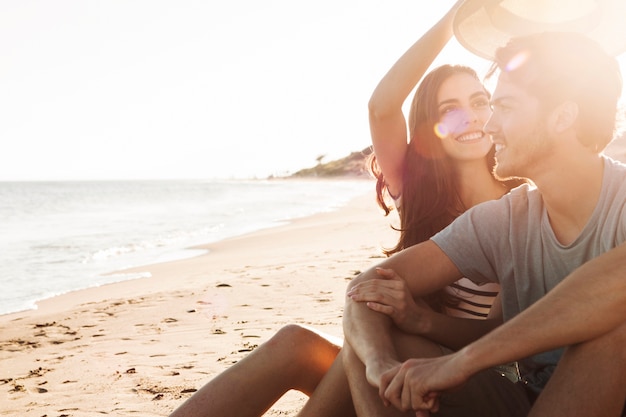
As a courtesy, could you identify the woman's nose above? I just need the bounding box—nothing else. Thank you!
[464,108,479,125]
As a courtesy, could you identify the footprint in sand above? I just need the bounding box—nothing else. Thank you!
[196,291,231,320]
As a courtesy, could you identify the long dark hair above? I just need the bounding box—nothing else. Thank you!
[369,64,522,312]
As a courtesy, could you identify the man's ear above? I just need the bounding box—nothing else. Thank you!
[549,100,579,133]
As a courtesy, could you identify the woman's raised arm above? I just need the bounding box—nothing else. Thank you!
[369,0,464,197]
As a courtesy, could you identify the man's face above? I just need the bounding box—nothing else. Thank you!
[485,74,552,180]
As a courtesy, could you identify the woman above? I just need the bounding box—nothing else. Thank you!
[169,2,520,416]
[368,48,518,321]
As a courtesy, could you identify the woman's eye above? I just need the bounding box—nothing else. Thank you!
[440,106,457,115]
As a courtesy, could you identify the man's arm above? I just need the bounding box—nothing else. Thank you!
[381,242,626,412]
[462,240,626,371]
[342,240,462,387]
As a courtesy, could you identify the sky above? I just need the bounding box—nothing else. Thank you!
[1,0,625,181]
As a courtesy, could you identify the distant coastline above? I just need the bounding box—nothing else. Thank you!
[286,147,373,179]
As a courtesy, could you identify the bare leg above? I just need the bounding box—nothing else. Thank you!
[169,324,341,417]
[343,340,406,417]
[297,350,356,417]
[530,323,626,417]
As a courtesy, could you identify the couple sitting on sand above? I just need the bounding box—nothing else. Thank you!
[170,0,626,416]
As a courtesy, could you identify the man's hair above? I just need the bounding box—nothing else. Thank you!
[488,32,622,151]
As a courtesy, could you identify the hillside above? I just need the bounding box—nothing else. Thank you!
[289,147,373,178]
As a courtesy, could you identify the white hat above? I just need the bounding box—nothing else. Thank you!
[453,0,626,59]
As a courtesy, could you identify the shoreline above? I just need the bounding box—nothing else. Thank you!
[1,177,374,318]
[0,191,399,416]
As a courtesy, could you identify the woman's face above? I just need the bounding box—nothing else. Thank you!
[435,73,493,162]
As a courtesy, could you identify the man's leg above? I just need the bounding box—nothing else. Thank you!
[530,323,626,417]
[435,370,531,417]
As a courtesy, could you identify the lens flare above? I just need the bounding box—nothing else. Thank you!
[434,122,449,139]
[505,50,530,72]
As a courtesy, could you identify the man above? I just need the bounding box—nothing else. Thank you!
[343,31,626,416]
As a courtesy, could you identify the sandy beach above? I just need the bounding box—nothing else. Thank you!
[0,191,399,417]
[3,138,626,417]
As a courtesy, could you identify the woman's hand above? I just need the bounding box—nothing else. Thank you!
[347,267,433,334]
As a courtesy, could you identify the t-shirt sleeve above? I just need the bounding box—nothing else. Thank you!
[431,197,514,285]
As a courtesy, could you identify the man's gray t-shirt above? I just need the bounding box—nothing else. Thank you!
[431,156,626,393]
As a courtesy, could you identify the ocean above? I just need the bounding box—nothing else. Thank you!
[0,178,373,316]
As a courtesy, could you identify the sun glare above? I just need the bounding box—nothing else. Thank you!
[505,50,531,72]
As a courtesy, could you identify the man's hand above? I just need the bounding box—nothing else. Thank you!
[379,353,471,414]
[347,267,433,334]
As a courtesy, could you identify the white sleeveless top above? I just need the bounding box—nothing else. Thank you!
[443,278,500,319]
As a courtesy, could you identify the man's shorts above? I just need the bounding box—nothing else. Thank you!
[435,368,532,417]
[434,368,626,417]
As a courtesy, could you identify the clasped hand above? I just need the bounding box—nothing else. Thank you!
[379,354,469,415]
